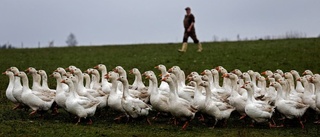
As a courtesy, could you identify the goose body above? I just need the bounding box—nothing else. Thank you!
[118,76,151,120]
[2,71,18,103]
[241,83,276,127]
[62,78,100,124]
[161,75,197,130]
[15,71,55,115]
[270,82,309,128]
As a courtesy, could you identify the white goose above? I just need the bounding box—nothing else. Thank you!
[86,68,102,90]
[307,75,320,123]
[118,76,152,124]
[15,71,55,116]
[270,82,309,128]
[129,68,146,90]
[83,73,91,89]
[241,82,276,127]
[290,70,304,93]
[224,73,247,119]
[71,68,101,100]
[61,78,100,125]
[199,81,235,128]
[94,64,112,94]
[166,73,194,102]
[129,68,150,103]
[51,72,69,110]
[37,70,56,94]
[105,71,127,120]
[144,71,170,118]
[154,64,170,93]
[215,66,232,92]
[168,66,189,90]
[25,67,42,92]
[7,67,24,109]
[161,75,197,130]
[2,71,18,103]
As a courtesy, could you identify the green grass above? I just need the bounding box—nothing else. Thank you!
[1,38,320,137]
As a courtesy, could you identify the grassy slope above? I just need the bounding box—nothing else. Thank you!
[0,38,320,136]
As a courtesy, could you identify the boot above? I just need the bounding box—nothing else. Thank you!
[178,42,188,52]
[197,43,203,52]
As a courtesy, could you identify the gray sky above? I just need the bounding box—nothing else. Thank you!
[1,0,320,48]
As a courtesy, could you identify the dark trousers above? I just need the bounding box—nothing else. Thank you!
[183,29,199,44]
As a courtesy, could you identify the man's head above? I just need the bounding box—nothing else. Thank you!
[185,7,191,14]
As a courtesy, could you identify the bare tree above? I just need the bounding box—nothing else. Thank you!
[48,40,54,47]
[66,33,77,47]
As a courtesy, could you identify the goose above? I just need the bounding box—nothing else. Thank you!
[113,66,149,102]
[256,75,267,97]
[201,69,215,91]
[261,70,274,78]
[25,67,42,92]
[202,71,229,101]
[277,78,303,103]
[188,80,206,116]
[241,83,276,128]
[210,69,221,88]
[168,66,190,90]
[94,64,112,94]
[261,77,277,104]
[85,68,102,90]
[215,66,232,92]
[129,68,150,103]
[166,73,194,102]
[61,78,100,125]
[224,73,247,120]
[54,67,68,78]
[83,73,91,89]
[284,72,302,94]
[231,69,244,86]
[118,76,152,124]
[15,71,55,116]
[307,75,320,123]
[129,68,146,90]
[71,68,101,100]
[274,69,284,76]
[270,82,309,128]
[105,71,127,120]
[299,76,318,106]
[247,70,262,94]
[302,70,314,76]
[154,64,170,93]
[2,71,18,103]
[161,75,197,130]
[144,71,170,119]
[199,81,235,128]
[290,70,304,94]
[50,72,69,110]
[7,67,24,109]
[37,70,56,94]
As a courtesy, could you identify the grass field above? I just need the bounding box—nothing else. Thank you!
[1,38,320,137]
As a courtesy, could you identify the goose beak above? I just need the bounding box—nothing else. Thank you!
[222,73,228,78]
[61,80,66,83]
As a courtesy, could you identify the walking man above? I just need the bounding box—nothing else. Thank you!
[178,7,202,52]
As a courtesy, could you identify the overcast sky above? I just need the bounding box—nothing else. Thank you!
[1,0,320,48]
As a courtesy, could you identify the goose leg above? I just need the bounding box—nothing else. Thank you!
[298,117,305,129]
[75,117,81,125]
[239,114,247,120]
[87,118,93,125]
[182,121,189,130]
[29,110,37,115]
[13,103,22,110]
